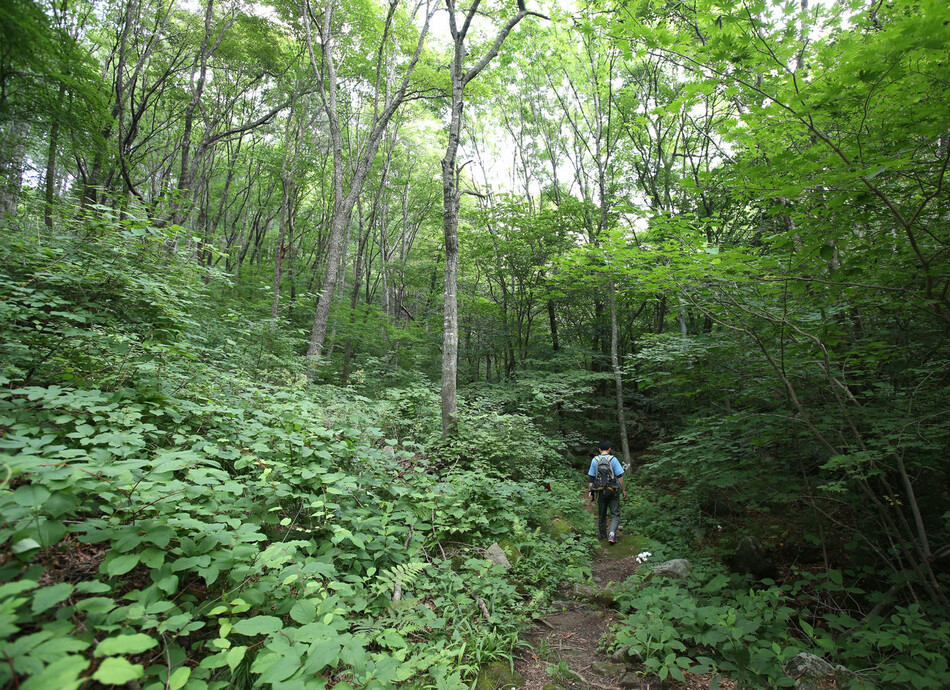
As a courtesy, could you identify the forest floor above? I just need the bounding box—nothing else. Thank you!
[509,499,734,690]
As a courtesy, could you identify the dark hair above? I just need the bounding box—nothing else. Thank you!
[598,440,612,451]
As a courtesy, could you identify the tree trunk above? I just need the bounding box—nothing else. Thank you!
[439,0,534,438]
[441,100,462,435]
[173,0,214,226]
[0,121,28,217]
[608,279,631,465]
[44,89,64,230]
[342,199,371,383]
[548,295,559,351]
[304,0,434,361]
[272,113,299,319]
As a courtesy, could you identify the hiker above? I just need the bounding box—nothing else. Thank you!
[587,440,627,544]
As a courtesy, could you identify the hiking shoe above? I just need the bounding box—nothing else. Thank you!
[608,532,617,545]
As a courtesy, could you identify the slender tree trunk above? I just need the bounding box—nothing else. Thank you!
[547,295,559,351]
[439,0,536,438]
[608,279,631,465]
[441,88,462,434]
[678,296,688,338]
[342,199,371,383]
[44,88,65,230]
[0,121,28,217]
[304,0,434,361]
[272,113,299,319]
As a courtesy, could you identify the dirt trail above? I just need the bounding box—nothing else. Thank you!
[509,500,725,690]
[512,537,646,690]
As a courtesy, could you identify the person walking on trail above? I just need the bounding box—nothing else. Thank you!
[588,441,627,544]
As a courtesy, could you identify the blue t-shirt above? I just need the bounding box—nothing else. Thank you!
[588,455,624,479]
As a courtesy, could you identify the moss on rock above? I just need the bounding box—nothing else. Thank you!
[540,515,574,541]
[474,662,525,690]
[599,535,651,560]
[498,538,523,564]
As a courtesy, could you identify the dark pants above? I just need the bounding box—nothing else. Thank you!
[596,490,621,539]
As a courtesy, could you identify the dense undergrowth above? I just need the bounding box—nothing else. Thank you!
[3,212,950,690]
[609,488,950,688]
[0,218,594,689]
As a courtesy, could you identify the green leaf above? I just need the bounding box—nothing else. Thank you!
[258,651,301,683]
[20,655,89,690]
[11,538,41,554]
[104,554,140,576]
[35,519,66,546]
[0,580,36,599]
[227,645,247,671]
[14,485,51,507]
[303,639,341,672]
[91,657,144,684]
[94,633,159,656]
[31,583,74,614]
[231,616,283,636]
[139,548,165,569]
[75,581,111,594]
[75,597,116,614]
[168,665,191,690]
[290,599,317,624]
[156,574,179,594]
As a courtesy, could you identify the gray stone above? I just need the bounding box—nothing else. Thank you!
[484,542,511,570]
[783,652,864,690]
[610,645,631,663]
[572,582,616,606]
[618,673,641,688]
[638,673,666,689]
[572,583,598,599]
[648,559,691,579]
[550,599,574,611]
[591,660,626,677]
[474,661,524,689]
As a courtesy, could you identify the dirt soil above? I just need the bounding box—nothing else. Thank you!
[512,537,642,690]
[510,503,735,690]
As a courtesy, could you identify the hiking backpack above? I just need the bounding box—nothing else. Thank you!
[592,455,619,494]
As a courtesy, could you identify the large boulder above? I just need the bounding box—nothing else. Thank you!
[474,661,524,689]
[484,542,512,570]
[783,652,864,689]
[572,582,617,607]
[591,660,627,677]
[725,536,778,580]
[541,514,574,541]
[647,559,691,580]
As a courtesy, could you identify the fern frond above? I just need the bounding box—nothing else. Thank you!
[373,560,429,599]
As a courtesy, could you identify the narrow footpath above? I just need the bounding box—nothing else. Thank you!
[508,499,731,690]
[511,537,649,690]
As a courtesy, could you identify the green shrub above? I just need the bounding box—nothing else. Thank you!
[612,566,802,686]
[610,563,950,689]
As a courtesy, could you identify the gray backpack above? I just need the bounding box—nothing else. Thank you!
[592,455,619,494]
